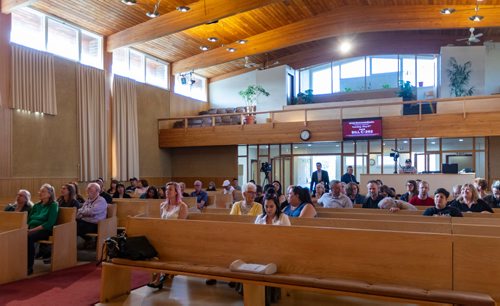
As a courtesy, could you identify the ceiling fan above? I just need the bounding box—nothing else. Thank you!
[456,28,483,45]
[244,56,260,68]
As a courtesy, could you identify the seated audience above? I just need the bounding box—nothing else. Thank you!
[222,179,235,195]
[399,180,418,202]
[362,181,385,209]
[95,179,113,204]
[149,182,188,289]
[341,165,358,184]
[158,186,167,199]
[378,197,417,213]
[140,186,159,199]
[76,183,108,240]
[71,182,85,204]
[346,182,364,205]
[190,180,208,210]
[254,184,264,204]
[107,179,119,195]
[5,189,33,212]
[379,185,396,198]
[232,178,241,191]
[206,181,217,191]
[318,180,353,208]
[283,186,316,218]
[113,183,131,198]
[272,180,287,205]
[27,184,59,275]
[474,178,489,199]
[409,181,435,206]
[399,159,417,174]
[312,182,325,205]
[423,188,463,217]
[179,182,190,197]
[279,185,293,210]
[230,182,263,216]
[450,183,494,213]
[452,184,462,200]
[57,184,80,208]
[484,181,500,208]
[126,177,138,192]
[133,179,149,197]
[340,182,347,195]
[255,192,291,225]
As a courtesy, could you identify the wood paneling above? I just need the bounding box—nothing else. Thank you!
[0,13,12,178]
[1,0,38,13]
[107,0,283,51]
[0,177,78,200]
[159,111,500,148]
[169,92,209,119]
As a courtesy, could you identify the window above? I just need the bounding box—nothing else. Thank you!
[11,7,103,68]
[174,73,207,102]
[371,56,398,74]
[340,58,366,79]
[112,47,170,89]
[311,64,331,95]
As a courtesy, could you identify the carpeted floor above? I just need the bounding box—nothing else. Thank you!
[0,263,150,306]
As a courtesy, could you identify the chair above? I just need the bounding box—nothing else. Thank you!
[86,204,117,261]
[39,207,77,271]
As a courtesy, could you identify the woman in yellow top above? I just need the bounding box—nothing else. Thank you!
[230,182,263,216]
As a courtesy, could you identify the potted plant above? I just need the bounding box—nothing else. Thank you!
[447,57,474,97]
[294,89,314,104]
[238,85,270,124]
[397,80,416,101]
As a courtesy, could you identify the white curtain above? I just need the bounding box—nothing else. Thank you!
[112,75,139,181]
[77,64,108,181]
[11,44,57,115]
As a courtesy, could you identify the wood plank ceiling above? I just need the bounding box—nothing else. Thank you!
[15,0,500,79]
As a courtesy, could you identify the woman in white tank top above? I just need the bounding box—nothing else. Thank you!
[148,182,188,289]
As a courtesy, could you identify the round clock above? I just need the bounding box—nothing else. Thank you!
[369,159,376,166]
[300,130,311,141]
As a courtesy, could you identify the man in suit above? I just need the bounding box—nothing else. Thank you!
[310,162,330,196]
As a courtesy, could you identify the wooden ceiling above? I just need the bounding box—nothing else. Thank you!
[3,0,500,80]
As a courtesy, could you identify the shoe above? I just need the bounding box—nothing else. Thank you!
[205,279,217,285]
[147,274,166,289]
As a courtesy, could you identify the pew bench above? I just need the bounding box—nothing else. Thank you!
[100,217,495,305]
[86,204,117,260]
[0,212,27,284]
[38,207,77,271]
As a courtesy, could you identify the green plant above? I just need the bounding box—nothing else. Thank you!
[294,89,314,104]
[238,85,270,107]
[382,84,391,89]
[447,57,474,97]
[397,80,416,101]
[344,87,352,92]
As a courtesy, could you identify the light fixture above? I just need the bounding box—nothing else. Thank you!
[469,1,484,22]
[121,0,137,5]
[226,47,236,52]
[176,6,190,12]
[440,8,455,14]
[237,39,248,44]
[307,144,312,147]
[339,40,352,54]
[199,46,209,51]
[145,0,161,18]
[207,37,218,42]
[459,139,464,142]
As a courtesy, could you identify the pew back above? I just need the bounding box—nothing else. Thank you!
[0,212,27,284]
[0,211,27,232]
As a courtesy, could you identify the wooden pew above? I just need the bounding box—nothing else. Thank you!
[0,212,27,284]
[115,202,149,230]
[38,207,77,272]
[86,204,117,260]
[100,218,494,305]
[183,196,197,209]
[316,211,451,223]
[215,193,233,208]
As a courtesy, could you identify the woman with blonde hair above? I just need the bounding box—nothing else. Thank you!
[450,183,493,213]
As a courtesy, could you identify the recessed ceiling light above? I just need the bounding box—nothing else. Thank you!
[307,144,312,147]
[459,139,464,142]
[335,144,340,147]
[146,11,159,18]
[199,46,209,51]
[294,146,298,149]
[440,8,455,14]
[121,0,137,5]
[431,141,436,145]
[207,37,218,42]
[403,140,408,144]
[176,6,190,12]
[469,15,484,22]
[339,40,352,54]
[226,47,236,52]
[237,40,248,44]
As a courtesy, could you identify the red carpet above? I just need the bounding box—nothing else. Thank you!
[0,263,150,306]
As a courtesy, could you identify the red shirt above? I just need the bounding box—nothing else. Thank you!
[409,195,435,206]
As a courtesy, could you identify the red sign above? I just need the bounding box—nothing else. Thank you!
[342,117,382,140]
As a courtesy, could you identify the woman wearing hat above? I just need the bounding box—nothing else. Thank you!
[5,189,33,212]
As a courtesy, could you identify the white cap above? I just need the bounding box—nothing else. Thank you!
[222,180,231,187]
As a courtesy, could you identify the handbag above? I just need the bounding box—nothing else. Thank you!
[99,232,158,264]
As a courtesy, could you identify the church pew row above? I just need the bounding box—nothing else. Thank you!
[100,217,494,305]
[0,212,27,284]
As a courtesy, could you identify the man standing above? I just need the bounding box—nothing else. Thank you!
[76,183,108,239]
[230,182,263,216]
[190,180,208,210]
[399,159,417,174]
[409,181,435,206]
[318,180,353,208]
[341,166,358,184]
[362,180,384,209]
[310,162,330,195]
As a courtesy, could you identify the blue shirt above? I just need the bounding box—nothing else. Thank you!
[283,202,307,218]
[190,190,208,205]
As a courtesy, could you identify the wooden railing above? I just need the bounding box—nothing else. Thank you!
[158,95,500,130]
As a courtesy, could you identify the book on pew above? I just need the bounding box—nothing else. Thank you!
[229,259,277,275]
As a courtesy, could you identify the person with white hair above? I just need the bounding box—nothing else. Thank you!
[484,181,500,208]
[230,182,262,216]
[378,197,417,213]
[76,182,108,239]
[5,189,33,212]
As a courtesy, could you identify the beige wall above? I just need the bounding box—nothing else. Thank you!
[136,83,171,178]
[12,57,79,177]
[171,146,237,186]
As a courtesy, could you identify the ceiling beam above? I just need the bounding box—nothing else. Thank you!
[107,0,283,52]
[173,5,500,74]
[1,0,38,14]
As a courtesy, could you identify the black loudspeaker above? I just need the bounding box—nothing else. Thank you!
[442,163,458,174]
